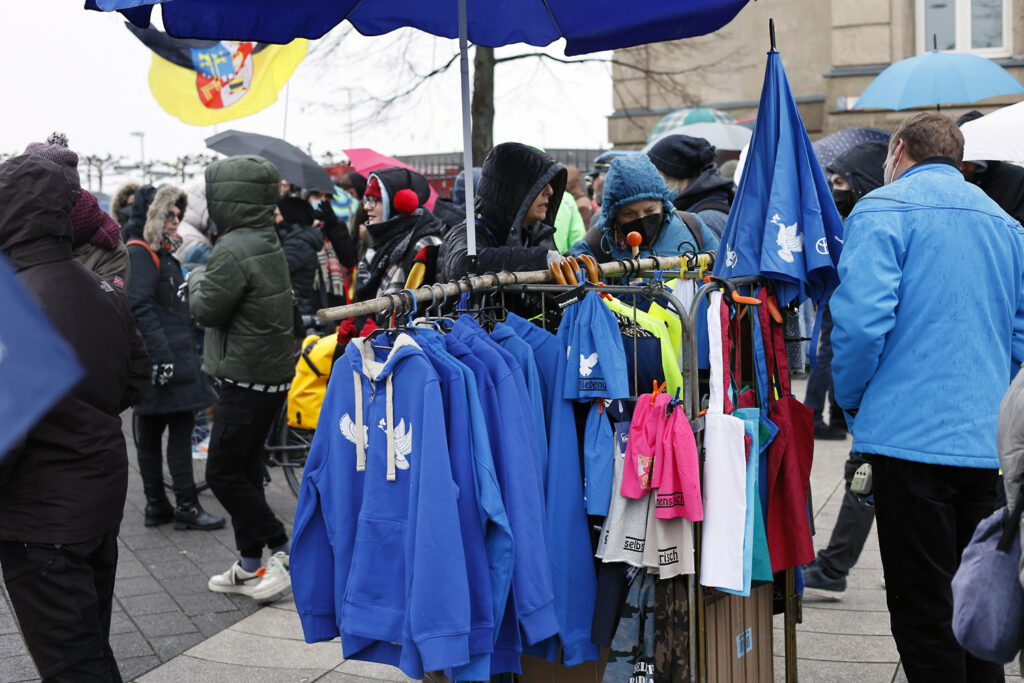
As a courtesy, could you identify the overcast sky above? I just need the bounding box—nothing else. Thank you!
[0,3,612,191]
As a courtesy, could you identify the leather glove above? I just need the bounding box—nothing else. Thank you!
[152,363,175,387]
[317,200,339,229]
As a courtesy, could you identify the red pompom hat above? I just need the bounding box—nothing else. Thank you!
[365,168,430,222]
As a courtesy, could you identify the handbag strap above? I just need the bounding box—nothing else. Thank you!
[707,291,728,414]
[998,490,1024,552]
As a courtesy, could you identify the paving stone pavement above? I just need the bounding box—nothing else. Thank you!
[0,411,301,682]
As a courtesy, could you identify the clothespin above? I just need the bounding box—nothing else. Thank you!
[665,386,682,417]
[597,398,604,415]
[649,380,667,405]
[697,253,711,280]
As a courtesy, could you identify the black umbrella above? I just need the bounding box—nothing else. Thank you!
[205,130,333,193]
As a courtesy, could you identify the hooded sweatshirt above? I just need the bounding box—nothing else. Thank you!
[445,321,559,673]
[173,178,212,266]
[291,335,471,678]
[568,154,719,263]
[672,166,735,238]
[503,313,600,666]
[439,143,566,280]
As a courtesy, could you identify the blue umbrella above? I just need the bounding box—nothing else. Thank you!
[714,44,844,308]
[0,253,83,461]
[853,51,1024,111]
[87,0,749,260]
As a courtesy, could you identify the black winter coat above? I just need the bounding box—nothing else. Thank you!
[120,184,157,242]
[971,161,1024,225]
[277,222,325,316]
[0,155,151,544]
[439,143,566,281]
[127,244,214,415]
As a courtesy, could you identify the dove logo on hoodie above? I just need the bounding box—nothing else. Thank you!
[580,352,598,377]
[339,414,367,448]
[379,419,412,470]
[771,213,803,264]
[578,352,607,393]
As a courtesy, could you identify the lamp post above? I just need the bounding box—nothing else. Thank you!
[130,131,146,184]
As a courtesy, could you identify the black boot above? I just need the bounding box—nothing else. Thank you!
[173,488,226,531]
[144,487,174,527]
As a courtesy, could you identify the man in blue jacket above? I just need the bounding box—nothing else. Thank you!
[831,112,1024,683]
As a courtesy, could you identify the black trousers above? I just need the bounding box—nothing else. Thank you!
[0,530,122,683]
[135,411,195,500]
[803,306,839,424]
[872,455,1004,683]
[816,453,876,577]
[206,383,288,558]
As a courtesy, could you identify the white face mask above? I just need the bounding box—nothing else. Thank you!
[884,147,904,185]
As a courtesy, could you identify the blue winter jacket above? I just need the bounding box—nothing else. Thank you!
[505,313,601,666]
[290,335,470,677]
[831,162,1024,468]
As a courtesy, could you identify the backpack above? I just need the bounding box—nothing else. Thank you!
[286,333,344,429]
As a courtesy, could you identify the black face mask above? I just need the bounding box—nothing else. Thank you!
[832,189,856,217]
[619,213,663,247]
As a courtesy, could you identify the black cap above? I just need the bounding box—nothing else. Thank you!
[647,134,716,180]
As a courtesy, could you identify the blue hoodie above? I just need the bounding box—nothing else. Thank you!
[491,323,549,485]
[415,328,515,681]
[446,320,559,673]
[832,162,1024,467]
[291,335,470,678]
[505,313,601,666]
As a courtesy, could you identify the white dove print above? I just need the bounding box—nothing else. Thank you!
[339,414,367,448]
[771,213,803,264]
[378,419,412,470]
[580,352,599,377]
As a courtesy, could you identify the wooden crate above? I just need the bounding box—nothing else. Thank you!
[704,584,774,682]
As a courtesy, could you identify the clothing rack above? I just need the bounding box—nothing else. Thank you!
[314,262,801,683]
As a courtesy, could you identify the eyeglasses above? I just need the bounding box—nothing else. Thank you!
[165,211,181,222]
[363,196,380,208]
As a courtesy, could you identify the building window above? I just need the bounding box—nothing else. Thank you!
[917,0,1012,57]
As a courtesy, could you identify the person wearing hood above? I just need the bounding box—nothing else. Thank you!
[647,134,735,239]
[356,166,444,303]
[23,133,132,290]
[801,140,888,602]
[120,184,159,242]
[0,154,151,683]
[173,178,214,269]
[568,153,718,266]
[439,144,564,281]
[957,110,1024,225]
[188,155,296,603]
[110,181,140,226]
[276,195,326,317]
[127,185,224,532]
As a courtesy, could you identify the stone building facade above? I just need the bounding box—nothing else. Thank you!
[609,0,1024,148]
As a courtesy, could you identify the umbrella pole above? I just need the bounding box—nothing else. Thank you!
[458,0,478,273]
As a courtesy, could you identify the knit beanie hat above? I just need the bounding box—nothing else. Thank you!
[25,133,81,197]
[345,171,367,199]
[600,154,676,235]
[647,134,717,180]
[70,189,121,250]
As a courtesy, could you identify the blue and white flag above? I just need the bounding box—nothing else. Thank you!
[0,253,83,461]
[715,50,844,307]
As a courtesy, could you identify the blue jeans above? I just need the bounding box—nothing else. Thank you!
[804,305,838,425]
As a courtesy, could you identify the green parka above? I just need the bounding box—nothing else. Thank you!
[188,155,295,385]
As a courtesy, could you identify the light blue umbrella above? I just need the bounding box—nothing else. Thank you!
[853,50,1024,111]
[646,107,736,142]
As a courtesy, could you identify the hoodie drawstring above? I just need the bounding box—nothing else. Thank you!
[385,373,396,481]
[353,371,366,472]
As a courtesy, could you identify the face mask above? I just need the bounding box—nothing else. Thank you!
[619,213,663,248]
[832,189,856,217]
[884,148,904,185]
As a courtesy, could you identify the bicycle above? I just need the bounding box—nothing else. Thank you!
[264,400,313,497]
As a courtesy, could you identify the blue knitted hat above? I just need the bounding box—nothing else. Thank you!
[599,154,675,236]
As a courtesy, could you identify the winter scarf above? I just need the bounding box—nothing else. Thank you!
[355,210,442,301]
[70,189,120,249]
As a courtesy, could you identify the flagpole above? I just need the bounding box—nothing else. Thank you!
[283,83,291,141]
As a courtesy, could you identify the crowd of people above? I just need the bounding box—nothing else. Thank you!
[1,112,1023,681]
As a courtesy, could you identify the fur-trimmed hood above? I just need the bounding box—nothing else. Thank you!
[110,182,140,224]
[143,185,188,251]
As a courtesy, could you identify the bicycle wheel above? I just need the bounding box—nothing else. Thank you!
[161,409,210,493]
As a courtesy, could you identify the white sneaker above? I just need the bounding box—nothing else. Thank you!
[192,434,211,459]
[251,552,291,602]
[208,562,262,596]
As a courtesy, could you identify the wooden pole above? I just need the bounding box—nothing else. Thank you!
[316,255,689,322]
